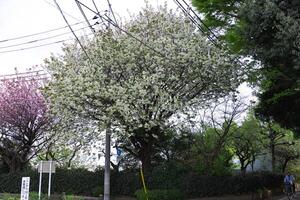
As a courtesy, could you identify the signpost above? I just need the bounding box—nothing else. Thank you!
[38,160,56,200]
[20,177,30,200]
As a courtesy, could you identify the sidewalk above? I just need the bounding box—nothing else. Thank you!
[278,192,299,200]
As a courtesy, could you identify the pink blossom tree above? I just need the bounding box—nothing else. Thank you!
[0,78,50,173]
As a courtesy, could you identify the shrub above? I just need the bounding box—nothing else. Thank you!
[135,189,184,200]
[0,167,283,198]
[91,186,103,197]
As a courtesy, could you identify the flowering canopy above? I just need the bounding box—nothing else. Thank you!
[0,78,49,172]
[45,5,242,134]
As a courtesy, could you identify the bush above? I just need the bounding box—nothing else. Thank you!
[91,186,103,197]
[135,189,184,200]
[0,168,103,196]
[0,167,283,198]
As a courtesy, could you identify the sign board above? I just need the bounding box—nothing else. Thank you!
[38,160,56,200]
[20,177,30,200]
[38,161,56,173]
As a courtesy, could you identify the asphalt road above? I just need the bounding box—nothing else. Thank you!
[278,192,300,200]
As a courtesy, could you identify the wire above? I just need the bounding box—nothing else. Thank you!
[180,0,220,41]
[0,21,88,43]
[0,70,44,78]
[174,0,244,68]
[75,0,171,60]
[42,0,81,22]
[53,0,91,61]
[106,0,118,25]
[174,0,220,48]
[0,33,94,54]
[0,24,95,50]
[0,39,70,54]
[75,0,96,34]
[92,0,108,28]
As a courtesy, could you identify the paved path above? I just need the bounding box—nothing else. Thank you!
[278,192,300,200]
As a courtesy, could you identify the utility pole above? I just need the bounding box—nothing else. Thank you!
[71,2,119,200]
[104,127,111,200]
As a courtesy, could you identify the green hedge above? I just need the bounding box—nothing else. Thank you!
[0,168,104,196]
[135,189,184,200]
[0,167,283,198]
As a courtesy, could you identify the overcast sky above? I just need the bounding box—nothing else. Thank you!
[0,0,254,97]
[0,0,177,75]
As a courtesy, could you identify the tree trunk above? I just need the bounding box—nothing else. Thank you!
[240,159,247,176]
[271,144,275,172]
[141,154,152,174]
[8,157,22,173]
[282,158,289,173]
[251,156,256,172]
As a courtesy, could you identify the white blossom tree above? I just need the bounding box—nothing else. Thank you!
[44,5,243,172]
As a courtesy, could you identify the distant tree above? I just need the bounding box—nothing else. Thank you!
[45,5,242,173]
[197,95,249,167]
[193,0,300,132]
[275,143,300,173]
[231,113,264,175]
[192,127,235,176]
[189,95,249,175]
[260,121,295,172]
[0,78,51,173]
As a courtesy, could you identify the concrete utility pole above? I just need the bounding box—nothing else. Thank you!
[104,128,111,200]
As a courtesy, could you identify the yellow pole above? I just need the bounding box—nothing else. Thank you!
[140,166,149,200]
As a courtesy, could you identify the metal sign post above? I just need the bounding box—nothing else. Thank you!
[38,161,56,200]
[20,177,30,200]
[48,160,52,198]
[38,161,43,200]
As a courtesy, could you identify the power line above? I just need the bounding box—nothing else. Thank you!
[0,24,96,50]
[173,0,220,48]
[75,0,96,34]
[0,21,88,43]
[0,39,70,54]
[53,0,91,60]
[0,70,44,78]
[75,0,171,60]
[180,0,220,42]
[106,0,118,26]
[0,32,94,54]
[91,0,108,29]
[174,0,244,68]
[42,0,81,22]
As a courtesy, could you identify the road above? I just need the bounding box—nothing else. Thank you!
[279,192,300,200]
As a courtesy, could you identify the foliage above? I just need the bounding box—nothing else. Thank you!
[240,0,300,133]
[0,167,283,198]
[135,189,184,200]
[0,78,51,173]
[193,0,300,132]
[193,128,235,176]
[91,186,103,197]
[231,113,265,174]
[259,121,296,172]
[187,96,248,176]
[275,140,300,173]
[0,168,103,196]
[192,0,245,53]
[45,5,243,172]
